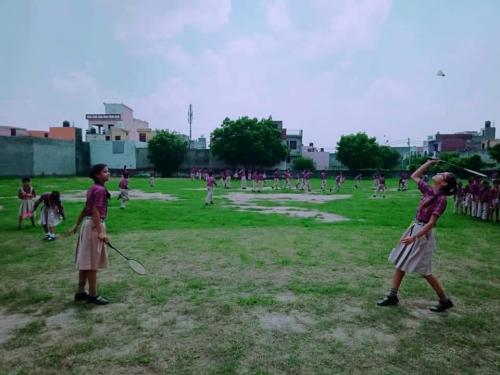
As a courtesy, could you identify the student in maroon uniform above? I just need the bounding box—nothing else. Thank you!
[354,173,362,189]
[18,177,36,229]
[479,180,492,221]
[453,181,464,215]
[320,170,327,192]
[273,168,280,190]
[284,169,291,189]
[34,191,65,241]
[205,171,217,205]
[492,180,500,223]
[378,159,457,312]
[257,170,265,192]
[69,164,111,305]
[118,173,129,209]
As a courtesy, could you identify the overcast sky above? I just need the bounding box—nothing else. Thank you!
[1,0,499,148]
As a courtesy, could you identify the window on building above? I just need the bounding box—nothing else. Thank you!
[105,136,111,141]
[139,133,146,142]
[10,128,16,136]
[108,124,114,130]
[44,133,48,138]
[115,136,121,141]
[112,141,125,154]
[289,140,297,150]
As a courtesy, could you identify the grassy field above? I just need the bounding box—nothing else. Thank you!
[0,176,499,374]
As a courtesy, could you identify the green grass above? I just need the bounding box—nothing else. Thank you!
[0,176,499,374]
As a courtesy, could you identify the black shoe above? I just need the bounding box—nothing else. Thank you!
[210,201,213,205]
[87,295,109,305]
[430,299,453,312]
[74,292,89,302]
[377,295,399,306]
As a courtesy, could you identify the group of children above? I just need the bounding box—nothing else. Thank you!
[18,177,65,241]
[453,176,500,222]
[15,160,496,310]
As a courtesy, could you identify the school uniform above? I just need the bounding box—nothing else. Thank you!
[355,175,362,189]
[37,193,64,227]
[320,172,327,191]
[479,188,492,221]
[119,177,129,209]
[205,176,215,204]
[252,172,258,192]
[471,182,481,217]
[273,171,280,189]
[225,170,232,189]
[149,170,156,187]
[453,186,464,214]
[18,185,35,220]
[303,172,311,191]
[388,180,447,276]
[335,175,341,192]
[257,173,264,192]
[284,171,291,189]
[75,184,109,270]
[240,170,247,189]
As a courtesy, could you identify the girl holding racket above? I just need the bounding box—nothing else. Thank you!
[378,159,457,312]
[69,164,111,305]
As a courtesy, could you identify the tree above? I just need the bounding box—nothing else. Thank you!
[335,133,381,170]
[379,146,401,170]
[488,144,500,164]
[210,117,287,167]
[292,156,315,171]
[148,130,188,176]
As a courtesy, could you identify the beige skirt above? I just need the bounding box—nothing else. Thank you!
[388,221,436,276]
[75,218,108,270]
[19,199,34,219]
[39,207,63,227]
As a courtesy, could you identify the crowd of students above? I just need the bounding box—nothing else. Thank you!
[453,175,500,222]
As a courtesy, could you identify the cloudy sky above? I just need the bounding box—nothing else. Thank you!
[1,0,499,148]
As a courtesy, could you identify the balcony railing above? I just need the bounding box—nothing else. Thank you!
[85,114,121,120]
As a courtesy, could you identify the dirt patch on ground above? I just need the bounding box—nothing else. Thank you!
[329,326,396,346]
[62,190,178,202]
[0,205,3,211]
[275,292,297,304]
[225,192,350,223]
[0,311,33,345]
[259,311,314,333]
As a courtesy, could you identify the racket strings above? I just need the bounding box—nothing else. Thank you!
[128,259,147,275]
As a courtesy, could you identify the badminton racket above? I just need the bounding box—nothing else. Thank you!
[106,241,147,275]
[429,157,488,178]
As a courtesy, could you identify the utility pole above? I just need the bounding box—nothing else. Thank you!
[407,137,411,168]
[188,104,193,149]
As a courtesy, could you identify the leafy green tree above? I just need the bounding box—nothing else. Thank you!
[148,130,188,176]
[379,146,401,170]
[487,144,500,164]
[335,133,381,170]
[292,156,316,171]
[210,117,287,167]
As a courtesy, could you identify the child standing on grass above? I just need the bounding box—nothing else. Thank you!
[18,177,36,229]
[373,174,386,198]
[355,173,362,189]
[205,171,217,205]
[453,181,464,215]
[284,169,291,189]
[69,164,111,305]
[34,191,65,241]
[492,180,499,223]
[320,170,327,192]
[149,168,156,187]
[118,173,129,209]
[378,159,456,312]
[273,168,280,190]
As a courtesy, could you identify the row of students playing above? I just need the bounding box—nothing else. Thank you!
[453,177,500,222]
[18,177,65,240]
[81,160,463,310]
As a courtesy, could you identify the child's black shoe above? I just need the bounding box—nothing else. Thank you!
[74,292,89,302]
[87,295,109,305]
[430,299,453,312]
[377,295,399,306]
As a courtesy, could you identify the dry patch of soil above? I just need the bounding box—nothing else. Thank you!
[62,190,178,202]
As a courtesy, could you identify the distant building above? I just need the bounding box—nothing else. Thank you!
[284,129,303,157]
[0,125,28,137]
[27,122,83,141]
[190,135,207,150]
[426,121,496,155]
[85,103,151,142]
[302,142,330,170]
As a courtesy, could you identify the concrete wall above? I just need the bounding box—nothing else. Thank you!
[89,141,149,169]
[302,150,330,170]
[179,149,227,170]
[33,138,76,175]
[0,136,34,176]
[0,136,84,176]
